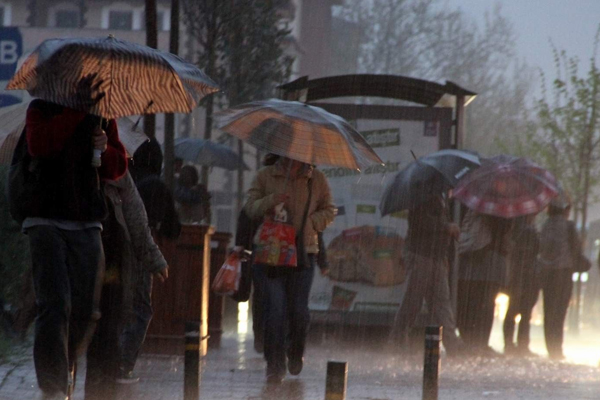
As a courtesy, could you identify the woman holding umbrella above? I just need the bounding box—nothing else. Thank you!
[216,99,382,384]
[244,157,335,383]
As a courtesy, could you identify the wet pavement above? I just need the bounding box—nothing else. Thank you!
[1,322,600,400]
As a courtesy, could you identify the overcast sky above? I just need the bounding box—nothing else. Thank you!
[446,0,600,78]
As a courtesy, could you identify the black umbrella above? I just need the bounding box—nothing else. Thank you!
[379,149,481,216]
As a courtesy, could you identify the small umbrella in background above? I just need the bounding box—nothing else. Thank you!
[6,35,219,119]
[173,137,248,171]
[452,154,559,218]
[0,102,149,165]
[380,149,481,215]
[215,98,383,170]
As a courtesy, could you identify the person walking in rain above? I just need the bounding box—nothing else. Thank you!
[389,192,464,356]
[538,194,579,360]
[20,93,127,400]
[245,156,334,384]
[118,138,181,382]
[503,214,541,356]
[85,171,168,398]
[457,209,513,357]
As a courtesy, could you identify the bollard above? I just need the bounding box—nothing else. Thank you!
[325,361,348,400]
[184,321,201,400]
[422,326,442,400]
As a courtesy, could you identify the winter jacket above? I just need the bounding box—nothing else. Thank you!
[103,172,167,313]
[405,196,452,260]
[539,216,578,270]
[136,175,181,239]
[24,99,127,221]
[244,164,335,254]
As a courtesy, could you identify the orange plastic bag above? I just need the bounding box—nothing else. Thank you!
[253,218,298,267]
[212,252,241,296]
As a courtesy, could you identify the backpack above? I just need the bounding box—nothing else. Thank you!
[6,129,40,225]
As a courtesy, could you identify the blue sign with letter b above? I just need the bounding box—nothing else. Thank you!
[0,27,23,81]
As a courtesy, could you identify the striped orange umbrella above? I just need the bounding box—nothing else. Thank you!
[6,35,219,119]
[215,99,383,170]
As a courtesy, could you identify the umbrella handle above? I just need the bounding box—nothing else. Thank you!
[91,116,103,168]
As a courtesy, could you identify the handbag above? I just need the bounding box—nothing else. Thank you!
[253,178,313,267]
[7,129,39,224]
[569,224,591,273]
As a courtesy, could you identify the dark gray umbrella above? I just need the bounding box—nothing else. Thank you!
[173,137,248,171]
[379,149,481,215]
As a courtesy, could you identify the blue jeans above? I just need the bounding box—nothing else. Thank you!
[252,264,266,352]
[262,256,315,374]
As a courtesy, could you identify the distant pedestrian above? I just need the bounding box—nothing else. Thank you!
[538,194,578,360]
[85,171,168,398]
[389,192,464,356]
[503,214,540,356]
[118,140,181,382]
[457,209,513,357]
[174,165,211,224]
[245,157,334,384]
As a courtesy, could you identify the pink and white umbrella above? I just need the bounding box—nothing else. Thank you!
[453,155,559,218]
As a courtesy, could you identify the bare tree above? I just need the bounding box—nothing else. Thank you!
[338,0,532,153]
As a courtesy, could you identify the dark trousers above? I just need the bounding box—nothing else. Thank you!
[85,282,122,400]
[503,269,540,350]
[541,269,573,358]
[28,226,104,396]
[252,264,266,353]
[457,279,500,349]
[119,272,153,373]
[263,258,315,374]
[391,252,461,351]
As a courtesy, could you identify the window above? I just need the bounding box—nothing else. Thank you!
[55,10,79,28]
[108,10,133,30]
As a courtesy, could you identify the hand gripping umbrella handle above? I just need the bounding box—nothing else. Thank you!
[92,149,102,168]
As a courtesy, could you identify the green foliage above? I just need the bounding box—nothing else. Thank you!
[501,26,600,228]
[0,166,30,306]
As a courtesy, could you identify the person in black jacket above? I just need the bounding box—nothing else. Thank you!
[117,138,181,383]
[503,214,540,356]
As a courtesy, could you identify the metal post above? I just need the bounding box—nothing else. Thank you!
[325,361,347,400]
[184,321,200,400]
[422,326,441,400]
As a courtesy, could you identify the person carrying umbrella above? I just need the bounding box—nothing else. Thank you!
[18,87,127,400]
[244,157,335,384]
[453,155,559,357]
[389,189,464,355]
[381,150,480,356]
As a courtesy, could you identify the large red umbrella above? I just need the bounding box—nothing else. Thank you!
[453,155,559,218]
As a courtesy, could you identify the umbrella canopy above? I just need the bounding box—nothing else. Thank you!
[0,102,149,165]
[214,98,383,170]
[453,155,559,218]
[174,137,248,171]
[6,35,219,119]
[379,149,481,215]
[419,149,481,186]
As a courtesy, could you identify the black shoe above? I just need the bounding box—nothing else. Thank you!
[266,369,285,385]
[254,337,264,354]
[115,369,140,384]
[287,355,304,376]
